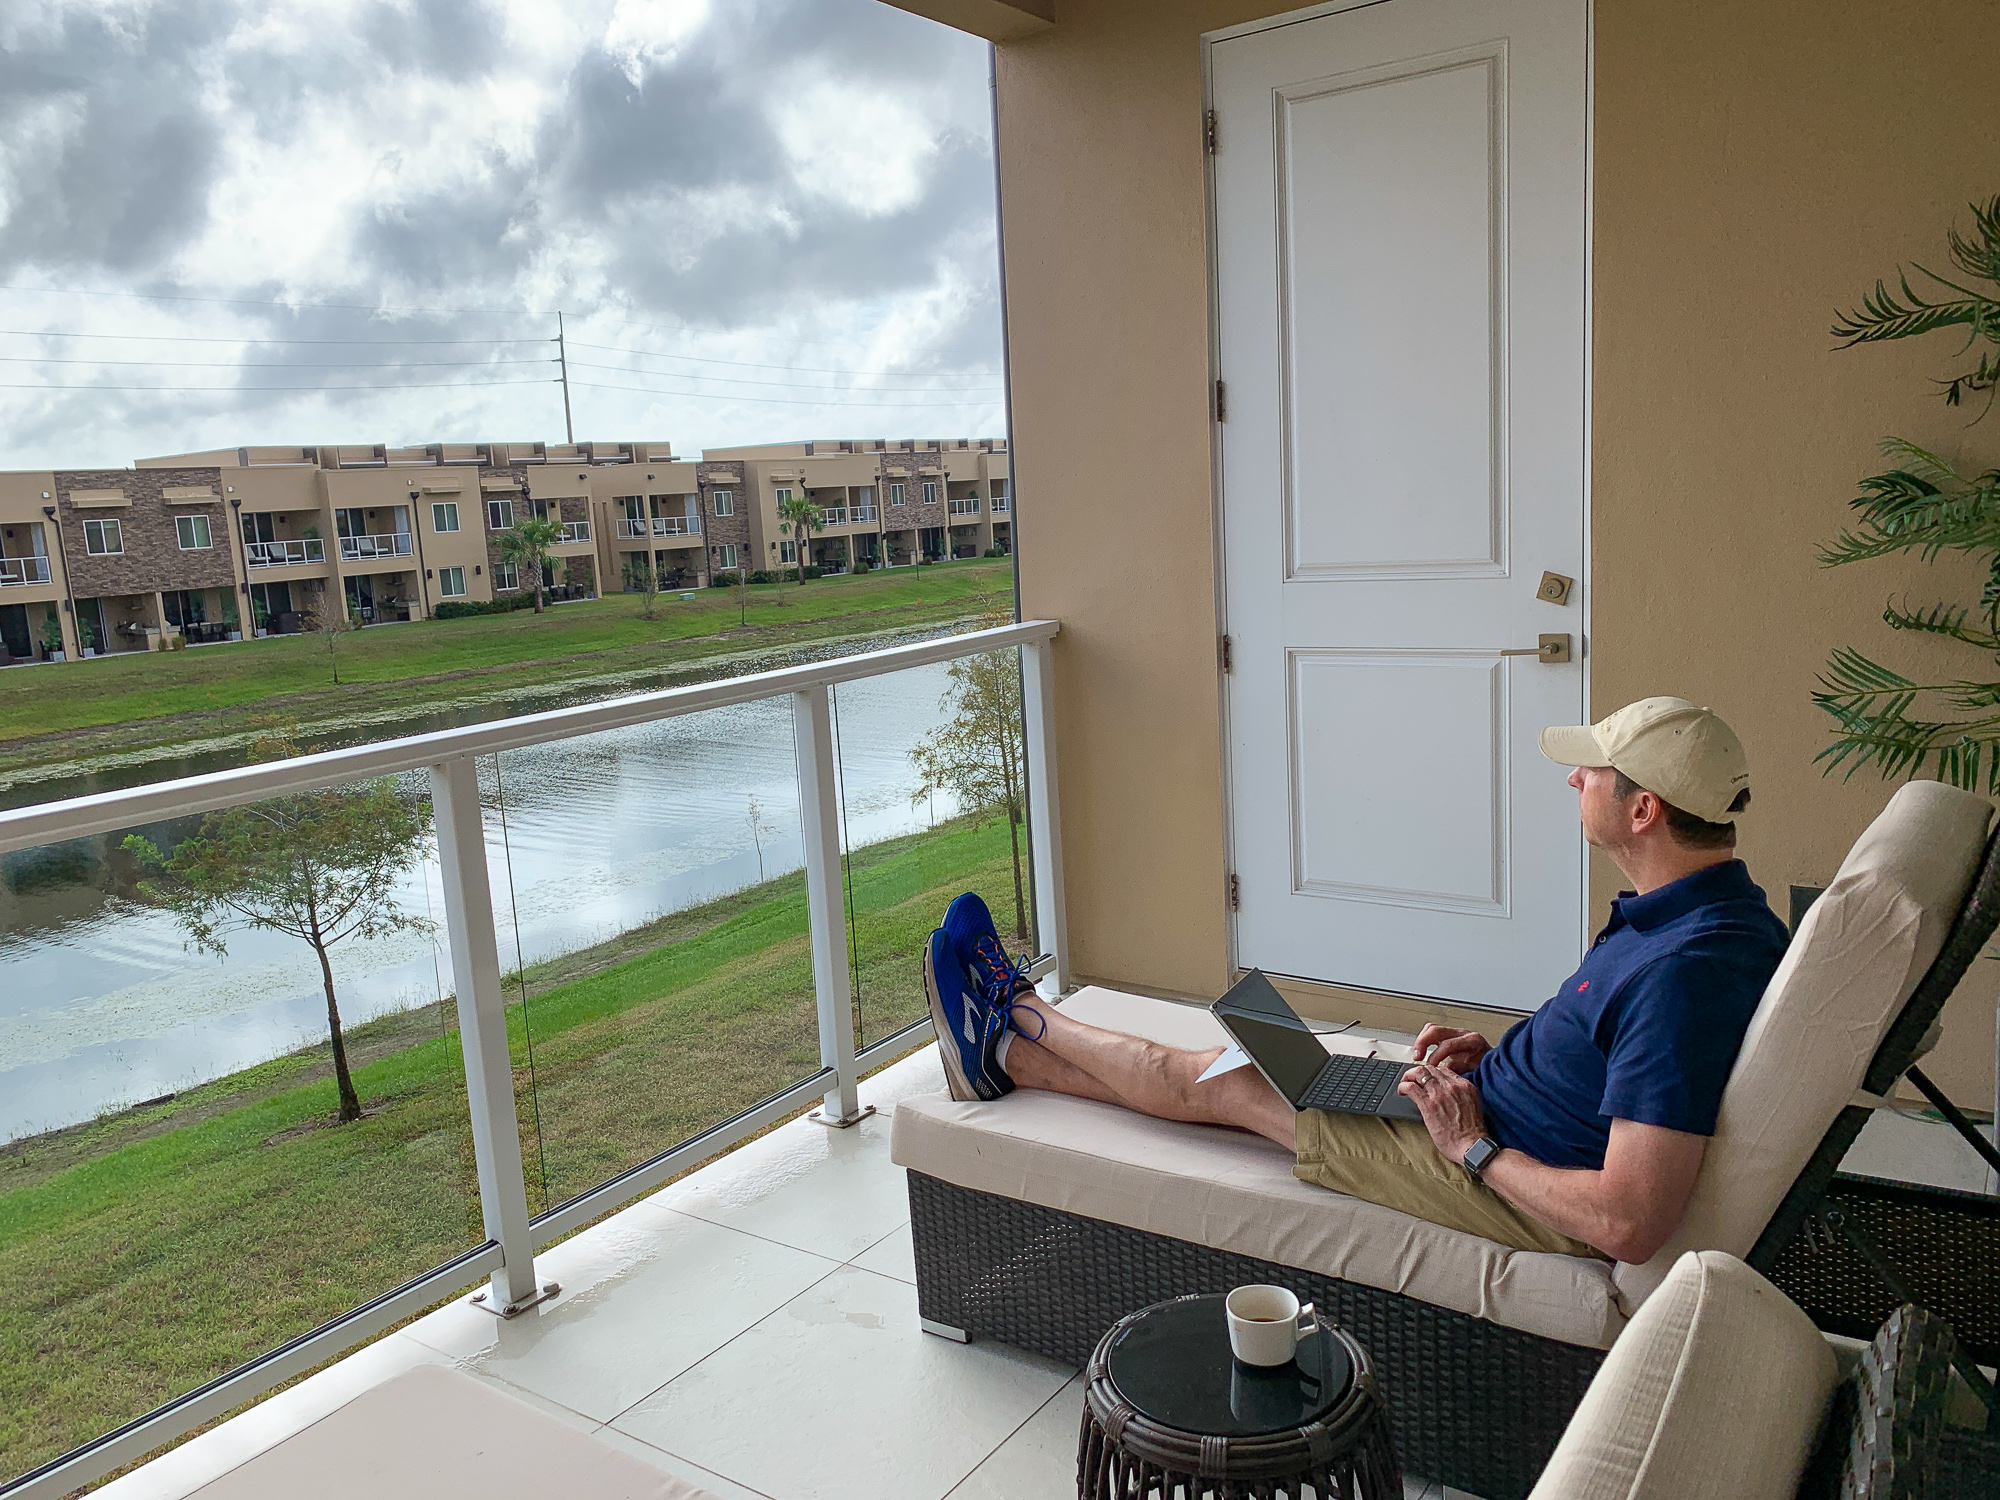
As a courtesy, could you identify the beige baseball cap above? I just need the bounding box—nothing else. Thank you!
[1538,697,1751,822]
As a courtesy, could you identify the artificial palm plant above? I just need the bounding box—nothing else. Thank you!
[1815,196,2000,790]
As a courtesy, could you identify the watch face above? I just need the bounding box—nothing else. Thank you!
[1465,1138,1497,1175]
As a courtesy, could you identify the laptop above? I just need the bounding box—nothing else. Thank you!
[1210,970,1423,1120]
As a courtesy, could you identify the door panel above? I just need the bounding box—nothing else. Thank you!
[1215,0,1587,1009]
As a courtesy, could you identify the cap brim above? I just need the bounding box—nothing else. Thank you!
[1539,723,1610,767]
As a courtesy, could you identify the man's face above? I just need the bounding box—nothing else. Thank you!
[1567,764,1624,849]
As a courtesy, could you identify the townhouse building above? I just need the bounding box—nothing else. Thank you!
[0,436,1008,664]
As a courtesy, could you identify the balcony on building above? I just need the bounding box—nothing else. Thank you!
[336,507,415,566]
[239,511,331,573]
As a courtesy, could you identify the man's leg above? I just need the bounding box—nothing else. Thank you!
[1000,995,1297,1151]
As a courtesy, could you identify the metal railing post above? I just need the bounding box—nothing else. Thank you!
[1021,637,1070,994]
[429,754,552,1314]
[795,684,867,1127]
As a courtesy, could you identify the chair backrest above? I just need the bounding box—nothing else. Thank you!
[1613,781,1993,1309]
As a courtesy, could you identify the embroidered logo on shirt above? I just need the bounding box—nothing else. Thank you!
[1577,980,1590,990]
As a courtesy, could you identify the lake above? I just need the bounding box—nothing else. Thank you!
[0,628,983,1142]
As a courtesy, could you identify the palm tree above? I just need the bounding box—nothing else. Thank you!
[498,514,566,613]
[776,491,824,599]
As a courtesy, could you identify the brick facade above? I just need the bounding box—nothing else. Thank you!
[55,467,236,598]
[698,462,750,573]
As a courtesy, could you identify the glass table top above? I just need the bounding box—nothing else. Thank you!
[1104,1294,1354,1438]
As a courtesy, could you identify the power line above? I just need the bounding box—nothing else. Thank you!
[0,328,548,347]
[567,339,996,382]
[0,283,534,318]
[0,355,556,369]
[0,378,558,393]
[564,357,996,395]
[569,378,995,409]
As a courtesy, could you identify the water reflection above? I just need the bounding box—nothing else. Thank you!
[0,651,964,1143]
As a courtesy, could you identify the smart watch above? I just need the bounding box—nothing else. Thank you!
[1462,1137,1501,1179]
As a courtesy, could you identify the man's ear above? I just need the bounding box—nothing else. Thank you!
[1626,789,1665,835]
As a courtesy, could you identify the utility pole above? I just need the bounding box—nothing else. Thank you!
[556,311,574,445]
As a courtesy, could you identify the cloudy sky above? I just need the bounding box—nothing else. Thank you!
[0,0,1002,469]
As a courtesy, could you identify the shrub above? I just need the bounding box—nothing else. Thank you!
[748,569,776,585]
[801,564,823,580]
[710,569,745,588]
[852,559,872,574]
[432,593,539,620]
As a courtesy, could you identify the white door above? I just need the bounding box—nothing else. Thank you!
[1213,0,1588,1009]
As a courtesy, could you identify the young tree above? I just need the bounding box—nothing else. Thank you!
[124,735,435,1124]
[304,591,350,684]
[776,491,825,599]
[909,651,1030,939]
[746,793,777,882]
[499,514,566,613]
[634,552,662,620]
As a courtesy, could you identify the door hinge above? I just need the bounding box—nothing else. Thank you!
[1204,109,1218,154]
[1214,379,1227,423]
[1228,873,1240,911]
[1219,634,1233,674]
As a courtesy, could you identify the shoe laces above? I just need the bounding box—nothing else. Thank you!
[972,935,1045,1042]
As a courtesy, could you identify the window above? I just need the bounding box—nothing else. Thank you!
[432,501,460,533]
[779,539,797,564]
[715,543,738,570]
[492,561,520,592]
[437,566,466,598]
[618,496,644,521]
[175,514,212,550]
[486,498,514,530]
[83,517,123,555]
[711,489,734,517]
[773,487,793,509]
[889,482,906,506]
[922,481,939,505]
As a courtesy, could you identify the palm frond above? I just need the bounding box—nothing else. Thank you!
[1832,267,1987,346]
[1946,197,2000,287]
[1880,598,2000,650]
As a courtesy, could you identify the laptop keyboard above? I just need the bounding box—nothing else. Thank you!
[1298,1053,1409,1114]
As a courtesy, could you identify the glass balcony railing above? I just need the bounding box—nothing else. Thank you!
[246,539,326,568]
[651,517,700,537]
[991,495,1010,513]
[948,498,981,516]
[616,517,648,538]
[0,619,1064,1497]
[339,533,413,561]
[819,507,849,526]
[0,556,53,586]
[850,504,878,523]
[559,521,592,544]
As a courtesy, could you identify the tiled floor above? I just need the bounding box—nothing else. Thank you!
[95,1036,1992,1500]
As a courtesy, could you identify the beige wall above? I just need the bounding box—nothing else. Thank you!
[993,0,2000,1107]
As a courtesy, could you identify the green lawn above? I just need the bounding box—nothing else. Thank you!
[0,813,1015,1485]
[0,559,1010,753]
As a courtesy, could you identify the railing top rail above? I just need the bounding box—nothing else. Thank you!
[0,619,1059,855]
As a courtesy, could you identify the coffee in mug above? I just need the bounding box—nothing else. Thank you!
[1224,1284,1317,1366]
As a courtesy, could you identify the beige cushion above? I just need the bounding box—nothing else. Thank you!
[1614,780,1991,1307]
[190,1364,712,1499]
[1529,1251,1838,1500]
[892,986,1627,1349]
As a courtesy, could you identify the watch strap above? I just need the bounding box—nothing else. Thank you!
[1463,1137,1501,1178]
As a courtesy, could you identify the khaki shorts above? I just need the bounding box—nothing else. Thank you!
[1294,1109,1607,1260]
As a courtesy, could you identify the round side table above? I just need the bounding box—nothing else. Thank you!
[1078,1294,1402,1500]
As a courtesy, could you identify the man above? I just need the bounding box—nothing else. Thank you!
[924,697,1790,1264]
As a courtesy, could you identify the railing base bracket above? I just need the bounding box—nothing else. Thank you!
[811,1103,876,1130]
[470,1280,561,1318]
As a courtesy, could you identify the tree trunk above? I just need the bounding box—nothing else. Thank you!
[314,936,364,1123]
[1006,802,1028,940]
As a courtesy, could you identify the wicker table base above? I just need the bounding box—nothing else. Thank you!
[1078,1299,1403,1500]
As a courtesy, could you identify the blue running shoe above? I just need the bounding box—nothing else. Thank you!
[923,927,1011,1102]
[941,891,1047,1065]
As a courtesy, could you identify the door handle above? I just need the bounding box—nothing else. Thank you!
[1500,634,1572,664]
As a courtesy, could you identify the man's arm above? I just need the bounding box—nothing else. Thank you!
[1400,1062,1707,1262]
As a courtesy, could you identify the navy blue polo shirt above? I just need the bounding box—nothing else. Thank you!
[1471,860,1789,1171]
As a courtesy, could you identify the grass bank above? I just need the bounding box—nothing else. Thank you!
[0,559,1011,775]
[0,812,1018,1483]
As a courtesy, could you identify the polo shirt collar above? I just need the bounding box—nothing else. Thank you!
[1612,859,1756,933]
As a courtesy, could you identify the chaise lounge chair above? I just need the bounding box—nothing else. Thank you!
[891,781,2000,1499]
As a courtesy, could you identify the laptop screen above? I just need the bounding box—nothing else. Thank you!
[1218,1008,1330,1101]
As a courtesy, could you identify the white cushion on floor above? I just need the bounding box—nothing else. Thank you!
[1528,1251,1837,1500]
[189,1363,712,1500]
[1614,780,1991,1307]
[892,986,1627,1349]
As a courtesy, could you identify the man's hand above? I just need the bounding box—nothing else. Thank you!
[1399,1060,1489,1166]
[1411,1024,1490,1075]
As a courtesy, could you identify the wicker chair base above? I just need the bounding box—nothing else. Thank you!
[908,1171,1603,1500]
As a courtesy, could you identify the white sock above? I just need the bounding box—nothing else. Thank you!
[995,1029,1015,1071]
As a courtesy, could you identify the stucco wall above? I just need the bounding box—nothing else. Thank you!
[998,0,2000,1106]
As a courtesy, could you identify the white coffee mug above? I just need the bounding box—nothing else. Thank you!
[1224,1284,1317,1367]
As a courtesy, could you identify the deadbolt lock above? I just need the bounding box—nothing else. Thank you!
[1501,634,1573,664]
[1537,571,1575,606]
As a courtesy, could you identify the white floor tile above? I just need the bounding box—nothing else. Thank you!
[92,1333,449,1500]
[1435,1485,1490,1500]
[612,1265,1075,1500]
[403,1207,841,1421]
[1843,1105,1996,1194]
[850,1221,915,1284]
[653,1105,914,1262]
[944,1374,1082,1499]
[592,1427,780,1500]
[1402,1481,1439,1500]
